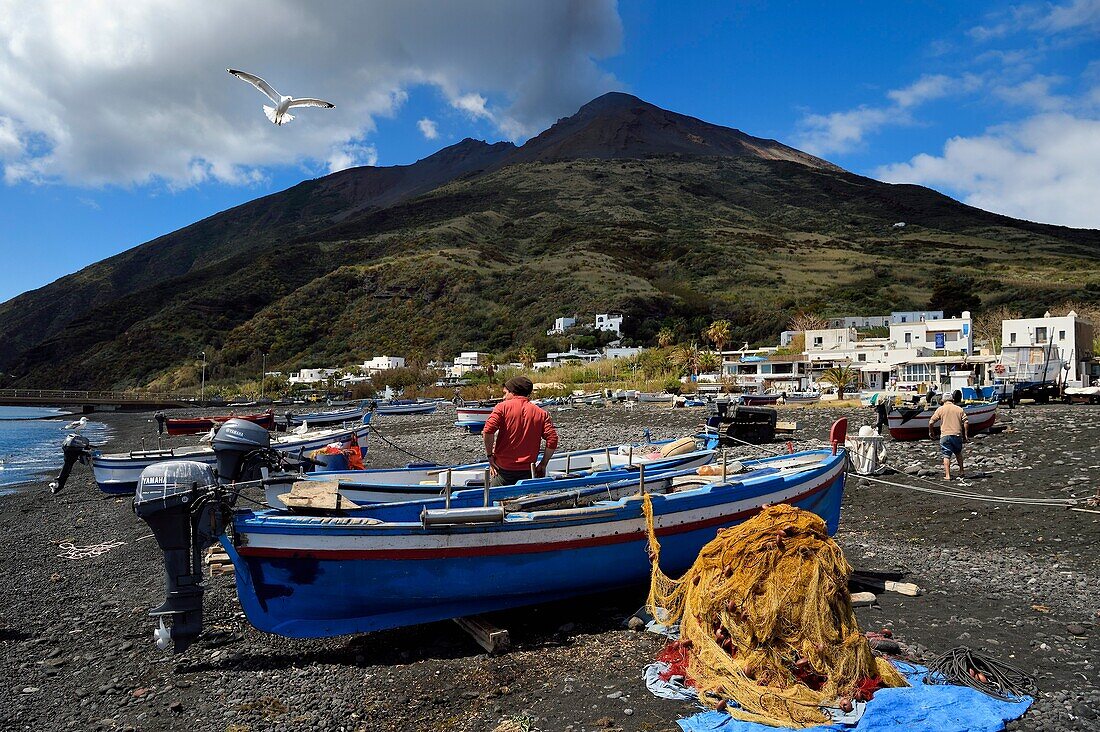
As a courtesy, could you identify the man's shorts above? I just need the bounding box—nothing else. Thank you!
[940,435,964,457]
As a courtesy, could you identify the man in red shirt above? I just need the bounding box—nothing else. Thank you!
[482,376,559,486]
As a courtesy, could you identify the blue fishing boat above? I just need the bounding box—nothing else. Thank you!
[225,445,846,639]
[129,419,848,651]
[287,401,373,427]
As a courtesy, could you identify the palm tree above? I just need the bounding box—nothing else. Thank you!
[819,364,859,399]
[656,327,675,349]
[670,343,702,377]
[703,319,732,355]
[517,345,537,370]
[697,351,722,374]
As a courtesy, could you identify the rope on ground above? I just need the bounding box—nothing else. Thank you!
[56,540,127,560]
[923,647,1036,701]
[852,472,1083,507]
[365,425,437,465]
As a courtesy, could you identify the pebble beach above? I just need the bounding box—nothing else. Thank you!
[0,402,1097,732]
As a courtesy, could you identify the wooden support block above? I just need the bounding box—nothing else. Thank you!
[453,615,511,654]
[850,592,878,607]
[775,421,798,433]
[882,580,922,596]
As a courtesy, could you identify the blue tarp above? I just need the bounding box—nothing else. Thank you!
[676,664,1032,732]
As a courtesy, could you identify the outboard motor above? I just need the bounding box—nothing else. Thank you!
[133,460,227,652]
[211,418,272,482]
[50,433,92,494]
[133,420,299,653]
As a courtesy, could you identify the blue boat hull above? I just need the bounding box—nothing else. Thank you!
[225,452,845,638]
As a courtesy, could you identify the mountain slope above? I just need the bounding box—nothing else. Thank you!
[2,93,1097,389]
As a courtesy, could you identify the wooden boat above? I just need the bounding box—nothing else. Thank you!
[738,393,779,406]
[287,401,372,427]
[158,410,275,436]
[271,437,714,507]
[886,401,998,441]
[373,400,437,416]
[638,392,675,403]
[454,403,497,432]
[1063,386,1100,405]
[88,420,372,494]
[225,444,847,639]
[782,392,820,404]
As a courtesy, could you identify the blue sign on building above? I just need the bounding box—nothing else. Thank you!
[935,332,946,349]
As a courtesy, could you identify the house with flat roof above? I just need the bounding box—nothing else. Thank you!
[1001,311,1096,386]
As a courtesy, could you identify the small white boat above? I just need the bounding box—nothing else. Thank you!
[90,422,372,494]
[638,392,675,403]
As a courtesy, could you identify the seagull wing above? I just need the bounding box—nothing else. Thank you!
[227,69,281,103]
[287,98,335,109]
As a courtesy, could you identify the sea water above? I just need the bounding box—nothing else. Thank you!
[0,407,112,493]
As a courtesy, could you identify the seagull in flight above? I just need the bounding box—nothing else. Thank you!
[227,69,334,125]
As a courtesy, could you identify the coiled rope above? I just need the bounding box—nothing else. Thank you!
[924,647,1036,701]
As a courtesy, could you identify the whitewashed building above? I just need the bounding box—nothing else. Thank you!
[889,312,972,354]
[594,313,624,335]
[547,316,576,335]
[1001,311,1096,386]
[890,310,944,324]
[359,356,406,374]
[288,367,340,385]
[448,352,486,378]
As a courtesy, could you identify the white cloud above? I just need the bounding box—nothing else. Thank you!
[992,75,1068,110]
[796,107,900,157]
[416,117,438,140]
[875,113,1100,228]
[1040,0,1100,34]
[0,0,621,188]
[796,74,980,155]
[969,0,1100,40]
[327,142,378,173]
[0,116,23,158]
[452,93,492,120]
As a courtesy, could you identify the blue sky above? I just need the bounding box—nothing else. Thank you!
[1,1,1098,303]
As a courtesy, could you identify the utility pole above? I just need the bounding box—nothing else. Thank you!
[200,351,206,405]
[260,352,267,400]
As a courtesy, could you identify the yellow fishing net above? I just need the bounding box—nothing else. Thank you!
[642,499,907,728]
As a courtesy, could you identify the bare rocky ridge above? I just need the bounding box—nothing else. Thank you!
[504,92,843,170]
[0,403,1097,731]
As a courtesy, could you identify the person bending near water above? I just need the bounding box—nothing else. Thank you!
[928,392,968,480]
[483,376,559,486]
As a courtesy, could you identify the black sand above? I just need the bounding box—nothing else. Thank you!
[1,403,1097,731]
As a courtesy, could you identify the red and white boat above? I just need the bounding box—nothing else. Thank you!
[887,402,998,441]
[158,410,276,436]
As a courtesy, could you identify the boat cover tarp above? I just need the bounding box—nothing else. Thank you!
[675,663,1031,732]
